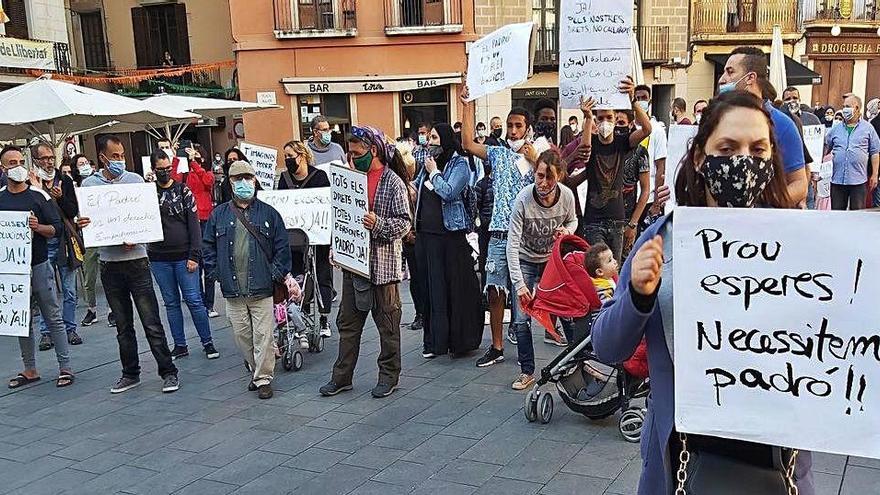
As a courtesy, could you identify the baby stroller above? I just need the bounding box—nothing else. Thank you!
[522,235,650,443]
[274,228,326,372]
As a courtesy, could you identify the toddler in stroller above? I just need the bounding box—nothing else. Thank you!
[522,235,649,443]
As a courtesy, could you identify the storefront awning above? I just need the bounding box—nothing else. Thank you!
[705,54,823,86]
[281,73,462,95]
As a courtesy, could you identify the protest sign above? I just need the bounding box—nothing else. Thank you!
[0,211,32,274]
[258,188,332,245]
[663,124,699,213]
[803,125,826,168]
[465,22,534,101]
[559,0,633,109]
[0,211,32,337]
[330,164,370,277]
[240,142,278,191]
[0,274,30,337]
[673,207,880,458]
[76,183,164,248]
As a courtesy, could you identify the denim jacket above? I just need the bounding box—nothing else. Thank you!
[202,199,291,299]
[414,153,471,232]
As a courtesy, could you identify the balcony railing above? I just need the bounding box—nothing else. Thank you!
[384,0,462,34]
[638,26,670,64]
[533,25,559,69]
[802,0,880,24]
[0,36,71,74]
[692,0,799,36]
[273,0,357,39]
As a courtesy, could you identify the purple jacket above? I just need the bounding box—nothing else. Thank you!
[591,214,814,495]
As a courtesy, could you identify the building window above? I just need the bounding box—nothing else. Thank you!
[2,0,29,39]
[400,87,450,138]
[384,0,463,34]
[274,0,357,38]
[131,3,191,69]
[298,94,351,149]
[532,0,558,69]
[79,11,109,70]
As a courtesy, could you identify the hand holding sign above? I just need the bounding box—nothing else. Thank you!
[617,75,636,102]
[363,211,378,231]
[631,235,663,296]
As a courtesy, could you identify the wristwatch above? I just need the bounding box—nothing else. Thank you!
[627,221,638,230]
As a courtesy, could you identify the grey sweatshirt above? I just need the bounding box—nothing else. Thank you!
[507,184,578,292]
[307,141,346,166]
[81,170,149,262]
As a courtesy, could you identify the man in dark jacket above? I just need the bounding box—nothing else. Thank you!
[203,161,293,400]
[30,143,83,350]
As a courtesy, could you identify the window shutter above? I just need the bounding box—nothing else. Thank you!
[131,7,152,68]
[173,3,191,65]
[3,0,29,39]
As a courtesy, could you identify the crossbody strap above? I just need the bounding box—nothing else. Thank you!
[231,204,273,264]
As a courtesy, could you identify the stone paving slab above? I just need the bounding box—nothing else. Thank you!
[0,273,875,495]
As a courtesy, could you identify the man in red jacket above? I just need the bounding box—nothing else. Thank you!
[165,142,220,318]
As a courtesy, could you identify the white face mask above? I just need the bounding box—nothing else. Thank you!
[6,166,28,183]
[35,166,55,182]
[507,138,526,153]
[598,121,615,139]
[78,164,93,177]
[637,101,650,113]
[695,113,702,124]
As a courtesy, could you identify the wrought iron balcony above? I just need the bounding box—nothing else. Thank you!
[273,0,357,39]
[692,0,799,37]
[384,0,463,35]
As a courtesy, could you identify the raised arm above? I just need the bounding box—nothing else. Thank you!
[459,84,488,161]
[625,77,652,147]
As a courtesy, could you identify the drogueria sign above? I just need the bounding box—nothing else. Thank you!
[0,37,56,70]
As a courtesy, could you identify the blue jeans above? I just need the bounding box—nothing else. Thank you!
[38,240,77,336]
[513,259,545,376]
[873,183,880,208]
[199,221,217,311]
[150,260,213,348]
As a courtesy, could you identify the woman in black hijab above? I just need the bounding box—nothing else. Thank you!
[414,123,483,358]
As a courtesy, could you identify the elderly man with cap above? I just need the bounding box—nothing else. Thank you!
[320,126,411,399]
[203,160,295,400]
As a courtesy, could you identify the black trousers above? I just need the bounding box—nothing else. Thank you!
[402,241,424,316]
[101,258,176,379]
[291,245,333,314]
[831,183,867,211]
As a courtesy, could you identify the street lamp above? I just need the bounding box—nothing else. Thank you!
[831,24,842,36]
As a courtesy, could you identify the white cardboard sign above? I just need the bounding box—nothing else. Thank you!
[803,124,826,168]
[258,188,332,245]
[664,124,699,214]
[76,183,164,248]
[465,22,534,101]
[559,0,634,109]
[240,142,278,191]
[0,211,32,337]
[330,164,370,278]
[673,207,880,459]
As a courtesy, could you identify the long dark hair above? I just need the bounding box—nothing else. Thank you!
[69,153,91,186]
[433,123,464,170]
[223,147,248,175]
[674,90,791,209]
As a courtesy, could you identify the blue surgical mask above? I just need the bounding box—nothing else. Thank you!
[418,134,427,146]
[320,132,332,146]
[232,179,255,200]
[841,107,855,122]
[718,73,750,95]
[107,160,126,177]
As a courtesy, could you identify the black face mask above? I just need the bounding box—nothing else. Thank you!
[614,126,631,137]
[285,157,298,172]
[491,128,503,139]
[155,169,171,184]
[700,154,775,207]
[534,121,558,144]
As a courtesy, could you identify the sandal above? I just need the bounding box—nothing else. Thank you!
[56,372,75,388]
[8,374,40,389]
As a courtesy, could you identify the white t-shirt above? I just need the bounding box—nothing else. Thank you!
[637,117,668,202]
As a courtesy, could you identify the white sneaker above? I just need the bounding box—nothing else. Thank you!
[207,310,220,318]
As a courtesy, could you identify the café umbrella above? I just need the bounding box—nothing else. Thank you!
[769,25,787,96]
[0,75,200,146]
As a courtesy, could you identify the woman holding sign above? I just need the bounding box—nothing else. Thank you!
[414,123,483,359]
[591,91,814,494]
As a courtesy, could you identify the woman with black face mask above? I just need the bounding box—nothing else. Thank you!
[591,91,814,495]
[414,123,483,359]
[278,140,334,336]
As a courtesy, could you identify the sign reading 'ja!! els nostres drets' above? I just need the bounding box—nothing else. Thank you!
[673,207,880,459]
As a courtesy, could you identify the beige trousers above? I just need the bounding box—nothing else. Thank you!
[226,296,275,387]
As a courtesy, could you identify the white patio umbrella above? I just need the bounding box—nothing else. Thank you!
[769,25,787,97]
[630,30,645,86]
[0,76,199,146]
[102,93,280,145]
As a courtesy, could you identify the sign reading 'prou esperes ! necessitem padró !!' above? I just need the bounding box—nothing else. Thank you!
[673,207,880,459]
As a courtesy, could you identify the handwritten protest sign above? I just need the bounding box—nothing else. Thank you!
[77,183,164,248]
[559,0,633,109]
[330,164,370,278]
[663,124,699,213]
[0,211,32,274]
[0,212,32,337]
[258,188,332,245]
[803,125,825,168]
[465,22,534,101]
[673,207,880,458]
[240,142,278,191]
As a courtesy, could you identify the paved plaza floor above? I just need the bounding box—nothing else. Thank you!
[0,274,876,495]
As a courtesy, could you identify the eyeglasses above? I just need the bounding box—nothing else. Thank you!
[36,156,56,162]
